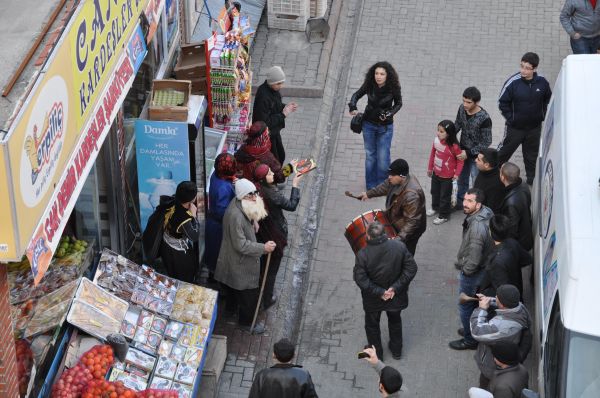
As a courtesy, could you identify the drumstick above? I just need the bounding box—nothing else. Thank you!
[345,191,363,200]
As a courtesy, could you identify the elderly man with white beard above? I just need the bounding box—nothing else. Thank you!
[215,178,276,334]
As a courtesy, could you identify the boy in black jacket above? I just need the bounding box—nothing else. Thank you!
[497,52,552,185]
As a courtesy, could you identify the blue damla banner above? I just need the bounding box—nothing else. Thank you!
[135,119,190,231]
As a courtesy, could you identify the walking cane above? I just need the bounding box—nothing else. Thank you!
[250,252,272,334]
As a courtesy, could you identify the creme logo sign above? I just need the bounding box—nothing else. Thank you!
[20,76,69,207]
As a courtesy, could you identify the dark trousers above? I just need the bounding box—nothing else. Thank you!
[430,174,453,218]
[479,373,490,389]
[403,236,420,257]
[260,251,283,303]
[497,125,541,184]
[365,310,403,358]
[269,131,286,164]
[223,285,259,325]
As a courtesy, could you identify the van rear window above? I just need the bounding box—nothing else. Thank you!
[566,332,600,397]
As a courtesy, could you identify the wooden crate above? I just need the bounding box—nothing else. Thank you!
[190,78,207,95]
[148,79,191,122]
[175,42,207,80]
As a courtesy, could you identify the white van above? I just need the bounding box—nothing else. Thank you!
[532,55,600,398]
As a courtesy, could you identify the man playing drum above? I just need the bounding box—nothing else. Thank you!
[360,159,427,255]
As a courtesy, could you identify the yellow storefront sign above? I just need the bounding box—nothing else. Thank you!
[0,0,149,261]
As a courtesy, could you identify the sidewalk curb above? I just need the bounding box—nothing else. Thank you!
[275,0,366,345]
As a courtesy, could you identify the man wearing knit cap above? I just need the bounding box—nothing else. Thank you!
[470,284,532,389]
[488,341,529,398]
[215,178,276,334]
[252,66,298,163]
[360,158,427,256]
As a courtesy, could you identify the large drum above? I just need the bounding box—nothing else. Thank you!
[344,209,397,254]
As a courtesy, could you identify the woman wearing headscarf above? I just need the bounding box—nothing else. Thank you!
[160,181,200,283]
[234,121,291,184]
[253,163,303,309]
[204,153,237,280]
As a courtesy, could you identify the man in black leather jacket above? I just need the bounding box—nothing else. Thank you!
[353,221,418,360]
[499,163,533,251]
[249,338,318,398]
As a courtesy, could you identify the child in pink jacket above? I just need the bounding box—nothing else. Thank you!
[427,120,464,224]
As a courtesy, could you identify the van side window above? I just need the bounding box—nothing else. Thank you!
[544,297,566,398]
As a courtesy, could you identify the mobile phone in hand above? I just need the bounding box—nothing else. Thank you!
[357,352,370,359]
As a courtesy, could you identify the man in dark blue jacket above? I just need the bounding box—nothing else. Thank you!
[497,52,552,185]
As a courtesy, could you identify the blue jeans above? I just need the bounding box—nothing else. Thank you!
[456,157,479,203]
[459,270,484,344]
[362,121,394,189]
[570,35,600,54]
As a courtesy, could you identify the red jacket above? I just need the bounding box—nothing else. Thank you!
[427,137,464,179]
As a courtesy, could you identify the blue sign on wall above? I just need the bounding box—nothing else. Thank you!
[135,119,190,231]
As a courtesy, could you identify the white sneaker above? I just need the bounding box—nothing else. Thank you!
[426,209,437,217]
[433,217,448,225]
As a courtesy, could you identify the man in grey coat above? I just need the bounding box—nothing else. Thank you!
[560,0,600,54]
[215,178,276,334]
[449,188,494,350]
[471,285,532,390]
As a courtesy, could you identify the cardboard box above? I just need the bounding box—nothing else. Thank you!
[148,80,191,122]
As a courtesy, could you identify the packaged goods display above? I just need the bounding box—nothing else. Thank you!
[171,282,218,324]
[39,248,218,394]
[23,278,80,337]
[67,299,122,339]
[76,278,129,320]
[125,348,157,372]
[171,382,192,398]
[174,362,197,385]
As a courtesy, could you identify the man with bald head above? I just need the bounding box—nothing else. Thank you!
[499,162,533,251]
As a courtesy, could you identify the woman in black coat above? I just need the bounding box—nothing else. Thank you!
[348,61,402,189]
[254,163,303,309]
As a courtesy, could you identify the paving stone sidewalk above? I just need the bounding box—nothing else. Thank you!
[296,0,571,397]
[215,0,572,396]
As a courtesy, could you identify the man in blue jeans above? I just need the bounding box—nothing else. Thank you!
[454,87,493,209]
[560,0,600,54]
[449,188,494,350]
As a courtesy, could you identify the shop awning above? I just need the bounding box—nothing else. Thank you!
[191,0,267,45]
[0,0,150,284]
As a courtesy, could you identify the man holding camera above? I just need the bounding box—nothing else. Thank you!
[360,346,407,397]
[353,221,418,360]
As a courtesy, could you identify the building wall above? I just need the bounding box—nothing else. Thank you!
[0,267,19,398]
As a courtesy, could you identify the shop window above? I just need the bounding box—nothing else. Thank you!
[166,0,179,51]
[73,164,102,247]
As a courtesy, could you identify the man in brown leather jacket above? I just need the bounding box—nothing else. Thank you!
[361,159,427,255]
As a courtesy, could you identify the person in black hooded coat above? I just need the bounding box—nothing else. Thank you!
[478,215,532,298]
[499,163,533,251]
[353,222,417,360]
